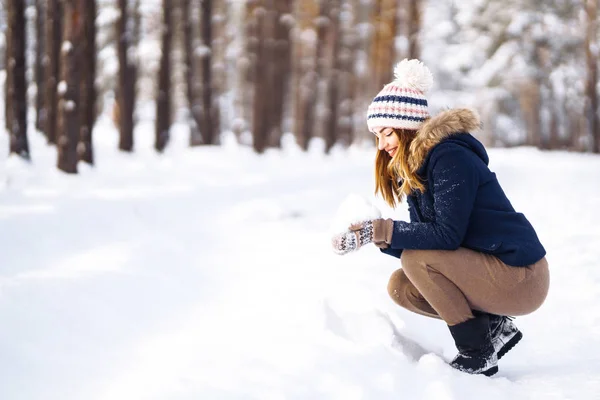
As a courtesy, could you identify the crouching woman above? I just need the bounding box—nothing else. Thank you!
[332,59,549,376]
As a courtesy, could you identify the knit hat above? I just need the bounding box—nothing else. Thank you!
[366,59,433,133]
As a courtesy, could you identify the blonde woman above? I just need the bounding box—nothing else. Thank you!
[332,59,549,376]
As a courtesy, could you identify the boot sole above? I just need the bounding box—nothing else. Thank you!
[497,331,523,360]
[483,366,499,377]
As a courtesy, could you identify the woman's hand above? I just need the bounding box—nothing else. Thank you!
[331,219,394,255]
[331,220,374,255]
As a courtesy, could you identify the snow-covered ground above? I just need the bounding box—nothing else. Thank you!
[1,117,600,400]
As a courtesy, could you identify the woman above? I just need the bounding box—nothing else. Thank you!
[331,59,549,376]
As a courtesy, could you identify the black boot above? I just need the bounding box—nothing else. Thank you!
[489,314,523,359]
[448,314,498,376]
[474,311,523,360]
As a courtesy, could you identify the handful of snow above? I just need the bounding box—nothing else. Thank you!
[329,194,382,235]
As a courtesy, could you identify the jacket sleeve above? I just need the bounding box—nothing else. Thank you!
[388,145,480,250]
[378,196,416,259]
[407,196,419,222]
[379,247,403,258]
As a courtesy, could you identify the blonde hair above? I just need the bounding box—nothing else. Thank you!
[374,128,426,208]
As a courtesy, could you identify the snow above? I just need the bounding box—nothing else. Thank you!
[194,45,212,59]
[57,81,68,95]
[1,118,600,399]
[64,100,76,111]
[61,41,73,54]
[329,194,382,235]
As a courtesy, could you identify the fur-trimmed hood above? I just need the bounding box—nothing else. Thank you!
[408,108,482,172]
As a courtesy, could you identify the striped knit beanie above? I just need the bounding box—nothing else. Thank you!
[367,59,433,132]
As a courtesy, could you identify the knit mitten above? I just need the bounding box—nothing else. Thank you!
[331,220,374,255]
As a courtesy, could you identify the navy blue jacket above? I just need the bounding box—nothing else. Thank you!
[381,109,546,267]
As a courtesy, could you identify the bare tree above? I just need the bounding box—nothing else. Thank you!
[44,0,62,145]
[7,0,29,159]
[4,0,13,131]
[244,0,292,151]
[155,0,173,152]
[265,0,293,148]
[230,0,253,141]
[369,0,399,94]
[183,0,202,144]
[79,0,96,164]
[34,0,46,131]
[117,0,136,152]
[519,79,542,148]
[249,2,268,153]
[198,0,219,145]
[335,0,359,147]
[57,0,83,173]
[323,0,342,153]
[585,0,599,153]
[292,0,322,151]
[406,0,421,59]
[248,0,293,152]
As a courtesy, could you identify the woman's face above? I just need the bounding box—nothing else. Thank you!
[374,127,399,158]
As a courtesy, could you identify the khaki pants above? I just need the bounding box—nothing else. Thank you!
[387,248,549,326]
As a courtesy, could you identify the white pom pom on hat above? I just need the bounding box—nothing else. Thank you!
[366,58,434,132]
[393,59,434,94]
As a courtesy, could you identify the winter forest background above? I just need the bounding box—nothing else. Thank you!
[2,1,600,400]
[2,0,599,170]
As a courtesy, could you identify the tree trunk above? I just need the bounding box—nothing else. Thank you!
[78,0,96,164]
[293,0,321,151]
[198,0,218,145]
[117,0,136,152]
[231,2,250,140]
[370,0,399,93]
[520,80,542,148]
[336,0,358,147]
[324,0,342,153]
[5,0,13,131]
[155,0,172,152]
[585,0,599,153]
[266,0,293,148]
[7,0,30,159]
[251,3,268,153]
[57,0,83,173]
[183,0,202,145]
[45,0,62,145]
[406,0,421,59]
[35,0,46,132]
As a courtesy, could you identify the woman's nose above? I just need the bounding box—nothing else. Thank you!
[378,136,387,150]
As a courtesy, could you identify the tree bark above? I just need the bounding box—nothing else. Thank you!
[324,0,342,153]
[585,0,599,153]
[5,0,13,131]
[370,0,399,93]
[251,4,268,153]
[57,0,83,173]
[78,0,96,164]
[521,80,542,148]
[406,0,421,59]
[7,0,30,159]
[293,0,321,151]
[266,0,293,148]
[183,0,202,145]
[45,0,62,145]
[155,0,173,152]
[117,0,136,152]
[198,0,218,145]
[336,0,358,147]
[35,0,46,132]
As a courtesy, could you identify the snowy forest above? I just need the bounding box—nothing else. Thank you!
[3,2,600,399]
[1,0,599,173]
